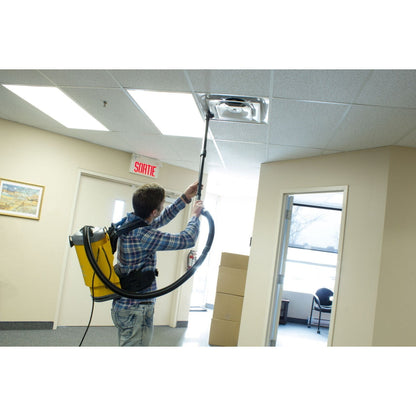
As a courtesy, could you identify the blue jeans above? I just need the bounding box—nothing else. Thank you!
[111,302,154,346]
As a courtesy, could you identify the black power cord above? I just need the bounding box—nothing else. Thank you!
[78,247,113,346]
[79,273,95,346]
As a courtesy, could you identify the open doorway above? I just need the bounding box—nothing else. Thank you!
[267,189,347,347]
[187,184,257,344]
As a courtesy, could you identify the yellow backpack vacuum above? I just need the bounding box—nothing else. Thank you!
[69,227,121,302]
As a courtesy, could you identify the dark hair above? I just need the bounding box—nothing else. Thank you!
[132,183,165,219]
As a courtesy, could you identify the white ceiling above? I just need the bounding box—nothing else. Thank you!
[1,69,416,195]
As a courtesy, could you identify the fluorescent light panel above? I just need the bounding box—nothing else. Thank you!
[3,84,108,131]
[128,89,204,138]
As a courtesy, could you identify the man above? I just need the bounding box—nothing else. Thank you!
[111,181,203,346]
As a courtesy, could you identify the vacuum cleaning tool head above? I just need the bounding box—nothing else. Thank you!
[197,94,269,124]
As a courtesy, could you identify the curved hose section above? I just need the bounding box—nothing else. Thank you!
[83,209,215,300]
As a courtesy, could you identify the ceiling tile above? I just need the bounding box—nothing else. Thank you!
[123,133,181,162]
[109,70,191,92]
[266,144,323,162]
[0,70,53,86]
[40,70,119,88]
[209,119,269,144]
[60,87,159,135]
[187,70,272,97]
[272,69,371,103]
[165,136,223,167]
[326,105,416,151]
[268,98,349,147]
[68,130,134,152]
[168,159,200,172]
[396,127,416,148]
[355,70,416,108]
[0,84,64,130]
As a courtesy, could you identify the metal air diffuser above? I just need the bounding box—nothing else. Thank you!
[197,94,269,124]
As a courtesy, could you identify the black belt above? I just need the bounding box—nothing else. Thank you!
[114,264,157,292]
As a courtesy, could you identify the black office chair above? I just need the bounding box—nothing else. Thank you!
[308,288,333,334]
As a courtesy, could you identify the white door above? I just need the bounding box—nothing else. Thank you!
[57,175,135,326]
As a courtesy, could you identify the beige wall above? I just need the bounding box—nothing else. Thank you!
[373,147,416,345]
[0,118,200,325]
[239,147,393,346]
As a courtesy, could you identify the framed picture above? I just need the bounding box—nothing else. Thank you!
[0,178,45,220]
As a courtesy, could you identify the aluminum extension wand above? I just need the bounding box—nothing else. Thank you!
[197,111,214,200]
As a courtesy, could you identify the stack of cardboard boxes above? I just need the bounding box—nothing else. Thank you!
[209,252,249,346]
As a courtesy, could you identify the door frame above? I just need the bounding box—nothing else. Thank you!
[265,185,349,346]
[265,195,294,346]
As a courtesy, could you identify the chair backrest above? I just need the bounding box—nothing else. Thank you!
[315,288,333,306]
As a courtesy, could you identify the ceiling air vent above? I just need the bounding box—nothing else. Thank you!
[197,94,269,124]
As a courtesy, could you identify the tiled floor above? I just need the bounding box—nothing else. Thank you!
[0,311,212,347]
[181,309,212,347]
[0,309,329,347]
[277,321,329,347]
[178,310,330,347]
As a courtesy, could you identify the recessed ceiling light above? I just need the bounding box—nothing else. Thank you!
[127,89,204,138]
[2,84,108,131]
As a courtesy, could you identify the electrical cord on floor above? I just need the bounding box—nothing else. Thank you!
[79,272,95,346]
[79,250,101,346]
[78,246,115,346]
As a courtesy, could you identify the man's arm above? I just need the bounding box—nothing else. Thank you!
[152,181,202,229]
[151,197,184,229]
[143,200,204,251]
[142,216,200,251]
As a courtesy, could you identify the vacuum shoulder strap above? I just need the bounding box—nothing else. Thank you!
[116,218,148,236]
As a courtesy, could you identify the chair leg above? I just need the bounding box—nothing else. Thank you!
[317,310,321,334]
[308,299,314,328]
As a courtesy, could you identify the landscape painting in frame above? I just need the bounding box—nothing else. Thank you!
[0,179,45,220]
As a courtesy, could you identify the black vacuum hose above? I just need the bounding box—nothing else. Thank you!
[82,209,215,300]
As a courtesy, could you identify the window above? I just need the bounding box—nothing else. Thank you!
[112,200,125,223]
[284,192,343,293]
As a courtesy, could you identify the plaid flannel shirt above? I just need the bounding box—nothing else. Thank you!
[113,197,200,308]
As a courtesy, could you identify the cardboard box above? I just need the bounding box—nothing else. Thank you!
[213,292,244,322]
[220,252,249,270]
[209,318,240,346]
[216,266,247,296]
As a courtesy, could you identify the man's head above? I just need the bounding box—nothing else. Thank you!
[132,183,165,220]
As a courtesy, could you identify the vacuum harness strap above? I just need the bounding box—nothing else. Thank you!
[114,263,158,292]
[107,217,148,253]
[109,217,156,291]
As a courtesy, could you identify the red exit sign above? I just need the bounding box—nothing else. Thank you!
[129,154,161,178]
